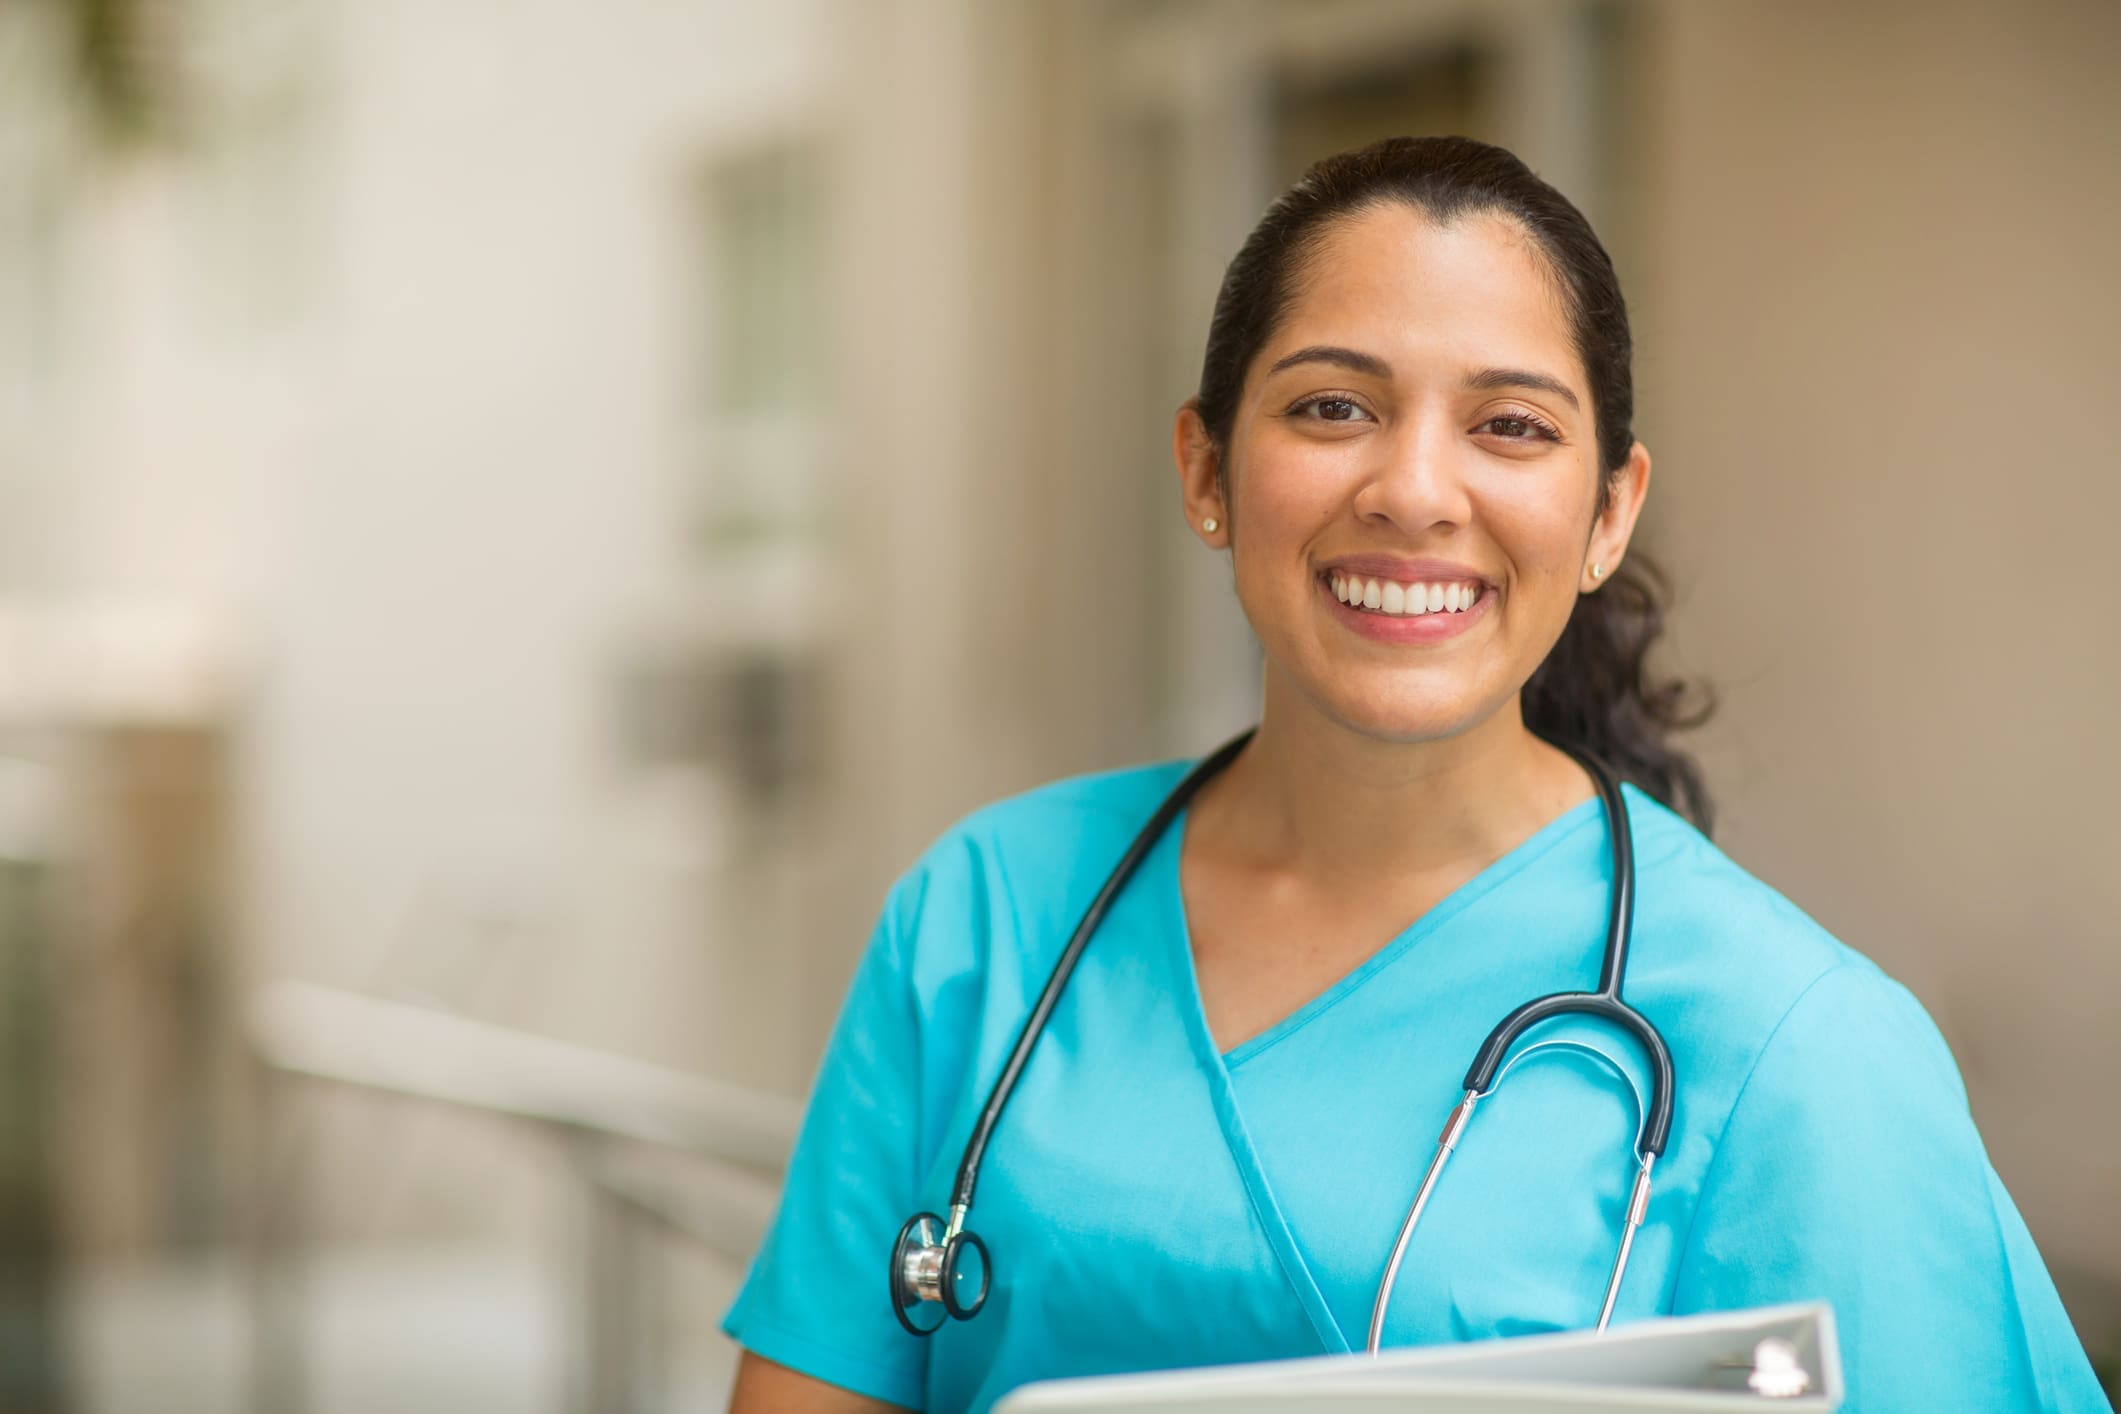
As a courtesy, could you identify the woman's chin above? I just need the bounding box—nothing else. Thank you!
[1305,691,1502,748]
[1265,646,1516,746]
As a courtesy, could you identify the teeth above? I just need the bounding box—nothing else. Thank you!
[1327,574,1483,618]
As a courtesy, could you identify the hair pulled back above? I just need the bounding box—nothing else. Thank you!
[1194,135,1714,829]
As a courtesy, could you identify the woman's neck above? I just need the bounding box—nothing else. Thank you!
[1201,678,1595,891]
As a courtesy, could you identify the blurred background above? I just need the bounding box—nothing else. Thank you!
[0,0,2116,1408]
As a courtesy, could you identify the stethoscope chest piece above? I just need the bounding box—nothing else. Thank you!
[891,1210,991,1336]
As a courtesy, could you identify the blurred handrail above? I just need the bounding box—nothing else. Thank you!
[245,980,800,1414]
[247,979,801,1171]
[585,1144,782,1258]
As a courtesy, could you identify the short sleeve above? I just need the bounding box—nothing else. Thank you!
[1673,964,2109,1412]
[720,885,929,1409]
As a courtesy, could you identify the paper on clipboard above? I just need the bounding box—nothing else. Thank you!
[995,1302,1841,1412]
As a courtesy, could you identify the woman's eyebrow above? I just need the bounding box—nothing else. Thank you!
[1266,349,1582,414]
[1466,366,1581,410]
[1264,344,1392,379]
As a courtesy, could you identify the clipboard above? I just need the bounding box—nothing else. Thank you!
[995,1302,1842,1412]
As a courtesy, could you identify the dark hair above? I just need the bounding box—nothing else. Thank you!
[1194,135,1714,830]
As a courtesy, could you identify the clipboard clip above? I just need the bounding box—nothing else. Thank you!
[1713,1337,1812,1398]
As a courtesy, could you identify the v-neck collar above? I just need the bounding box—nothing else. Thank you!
[1175,792,1605,1068]
[1149,790,1606,1354]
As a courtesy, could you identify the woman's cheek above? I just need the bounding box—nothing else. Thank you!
[1487,481,1596,584]
[1240,450,1331,521]
[1240,462,1355,568]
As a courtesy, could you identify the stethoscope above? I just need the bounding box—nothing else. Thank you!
[889,728,1675,1353]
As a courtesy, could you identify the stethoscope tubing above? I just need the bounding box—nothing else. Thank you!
[892,732,1252,1335]
[891,728,1677,1347]
[945,729,1254,1215]
[1461,744,1674,1157]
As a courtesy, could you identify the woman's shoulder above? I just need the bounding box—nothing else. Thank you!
[951,756,1195,849]
[876,756,1196,980]
[1623,786,1857,970]
[900,756,1192,887]
[1618,785,1963,1102]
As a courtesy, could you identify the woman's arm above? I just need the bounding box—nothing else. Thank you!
[728,1351,913,1414]
[716,882,935,1408]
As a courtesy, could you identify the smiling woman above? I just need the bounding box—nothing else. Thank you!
[1179,138,1706,827]
[722,137,2107,1414]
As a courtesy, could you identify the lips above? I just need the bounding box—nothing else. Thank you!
[1316,554,1494,588]
[1315,557,1495,644]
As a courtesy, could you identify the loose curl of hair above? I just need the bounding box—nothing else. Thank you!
[1193,135,1715,830]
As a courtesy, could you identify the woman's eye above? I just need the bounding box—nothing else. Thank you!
[1478,412,1560,442]
[1290,396,1371,423]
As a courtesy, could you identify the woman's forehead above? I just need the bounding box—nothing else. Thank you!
[1268,203,1581,383]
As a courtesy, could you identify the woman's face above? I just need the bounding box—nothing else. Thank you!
[1177,201,1649,746]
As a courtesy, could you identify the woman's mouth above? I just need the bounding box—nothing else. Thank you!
[1327,572,1484,617]
[1319,570,1493,644]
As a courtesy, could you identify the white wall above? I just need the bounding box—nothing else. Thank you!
[228,0,842,1091]
[1,0,853,1246]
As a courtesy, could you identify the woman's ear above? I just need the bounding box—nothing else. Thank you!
[1173,399,1229,545]
[1583,440,1651,590]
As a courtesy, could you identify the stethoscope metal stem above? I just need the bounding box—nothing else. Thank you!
[1367,1117,1659,1352]
[1366,1091,1480,1354]
[1595,1154,1656,1332]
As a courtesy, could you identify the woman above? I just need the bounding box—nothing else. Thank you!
[723,137,2107,1413]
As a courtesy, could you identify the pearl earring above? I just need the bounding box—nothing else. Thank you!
[1201,517,1219,534]
[1590,563,1604,581]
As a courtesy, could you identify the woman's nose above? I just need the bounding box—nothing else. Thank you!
[1353,416,1472,532]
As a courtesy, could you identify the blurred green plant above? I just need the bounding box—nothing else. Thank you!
[43,0,180,143]
[0,856,66,1411]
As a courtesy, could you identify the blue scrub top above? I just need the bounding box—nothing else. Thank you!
[722,758,2109,1413]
